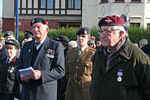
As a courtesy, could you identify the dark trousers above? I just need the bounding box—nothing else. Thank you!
[57,76,68,100]
[0,93,14,100]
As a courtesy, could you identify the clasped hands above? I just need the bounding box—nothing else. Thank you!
[20,69,41,81]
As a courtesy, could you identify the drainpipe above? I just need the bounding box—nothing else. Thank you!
[16,0,19,40]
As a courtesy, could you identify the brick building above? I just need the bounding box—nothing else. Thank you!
[2,0,82,32]
[2,0,150,32]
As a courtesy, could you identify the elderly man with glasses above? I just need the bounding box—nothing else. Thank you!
[17,17,65,100]
[91,15,150,100]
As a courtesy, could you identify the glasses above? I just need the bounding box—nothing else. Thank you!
[99,26,125,33]
[32,25,41,31]
[99,28,121,35]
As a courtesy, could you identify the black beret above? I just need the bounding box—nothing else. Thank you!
[76,27,90,36]
[5,39,20,49]
[30,17,48,26]
[4,31,14,37]
[24,30,33,39]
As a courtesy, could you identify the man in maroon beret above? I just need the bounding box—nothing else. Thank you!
[91,15,150,100]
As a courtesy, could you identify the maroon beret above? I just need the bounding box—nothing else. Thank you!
[98,16,125,27]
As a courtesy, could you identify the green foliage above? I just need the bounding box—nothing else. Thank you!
[4,26,150,44]
[89,26,150,43]
[0,32,2,37]
[18,32,24,42]
[48,27,78,40]
[48,27,100,41]
[128,27,150,43]
[90,26,99,40]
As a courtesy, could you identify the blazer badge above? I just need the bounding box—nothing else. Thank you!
[46,48,55,58]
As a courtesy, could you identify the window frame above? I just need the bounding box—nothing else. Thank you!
[39,0,54,9]
[66,0,81,10]
[101,0,108,3]
[130,23,141,28]
[114,0,125,3]
[131,0,141,3]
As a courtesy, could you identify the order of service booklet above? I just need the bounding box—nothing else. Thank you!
[19,67,33,77]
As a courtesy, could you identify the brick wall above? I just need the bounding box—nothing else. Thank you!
[2,18,60,32]
[2,18,15,32]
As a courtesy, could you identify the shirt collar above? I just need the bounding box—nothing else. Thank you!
[35,36,47,50]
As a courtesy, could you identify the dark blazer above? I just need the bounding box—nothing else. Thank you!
[0,56,20,96]
[18,37,65,100]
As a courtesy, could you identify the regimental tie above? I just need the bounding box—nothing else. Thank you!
[34,41,41,51]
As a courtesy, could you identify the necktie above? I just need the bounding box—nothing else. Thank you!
[34,42,40,51]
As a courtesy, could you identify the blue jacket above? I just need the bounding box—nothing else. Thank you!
[18,37,65,100]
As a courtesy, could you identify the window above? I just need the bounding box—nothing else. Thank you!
[130,23,140,28]
[40,0,54,9]
[101,0,108,3]
[67,0,81,9]
[115,0,124,2]
[131,0,141,3]
[75,0,81,9]
[147,23,150,29]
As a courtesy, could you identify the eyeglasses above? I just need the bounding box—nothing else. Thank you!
[32,25,41,30]
[99,26,125,33]
[99,28,121,35]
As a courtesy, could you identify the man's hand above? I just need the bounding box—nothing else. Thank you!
[32,70,42,80]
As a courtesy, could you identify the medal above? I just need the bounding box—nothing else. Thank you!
[28,49,31,53]
[117,76,122,82]
[117,69,123,82]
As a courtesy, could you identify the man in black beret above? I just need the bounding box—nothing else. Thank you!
[17,17,65,100]
[22,30,33,46]
[4,31,15,41]
[0,39,20,100]
[91,15,150,100]
[5,39,20,49]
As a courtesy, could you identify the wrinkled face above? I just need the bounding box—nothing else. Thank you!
[99,26,124,47]
[77,34,90,47]
[6,45,17,58]
[31,23,48,41]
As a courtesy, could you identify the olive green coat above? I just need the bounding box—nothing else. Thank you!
[65,47,95,100]
[91,40,150,100]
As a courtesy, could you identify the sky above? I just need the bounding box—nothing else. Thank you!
[0,0,2,18]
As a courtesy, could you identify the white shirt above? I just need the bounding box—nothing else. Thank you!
[35,36,46,50]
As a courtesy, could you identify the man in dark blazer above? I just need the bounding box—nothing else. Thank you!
[17,17,65,100]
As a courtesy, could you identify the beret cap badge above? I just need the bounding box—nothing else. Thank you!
[98,15,125,27]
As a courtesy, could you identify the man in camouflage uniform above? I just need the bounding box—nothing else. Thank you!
[91,15,150,100]
[65,27,95,100]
